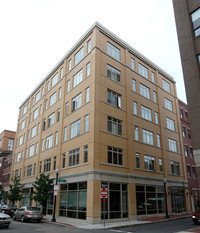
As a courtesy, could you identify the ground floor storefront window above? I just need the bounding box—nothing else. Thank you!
[47,191,54,215]
[136,185,165,215]
[59,182,87,219]
[21,188,33,206]
[101,182,128,219]
[170,188,185,213]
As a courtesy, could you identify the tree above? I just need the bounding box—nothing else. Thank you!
[7,176,24,205]
[32,173,54,215]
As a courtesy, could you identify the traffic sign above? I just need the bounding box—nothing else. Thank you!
[101,187,108,198]
[54,185,59,191]
[58,179,67,183]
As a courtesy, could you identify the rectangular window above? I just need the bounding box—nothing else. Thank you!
[64,126,67,142]
[107,146,123,165]
[8,139,14,150]
[75,47,84,65]
[72,93,82,111]
[53,156,56,170]
[48,112,55,127]
[131,58,135,70]
[159,158,163,172]
[184,145,188,157]
[42,87,44,97]
[21,120,25,130]
[59,87,62,99]
[41,139,44,152]
[107,42,120,61]
[40,104,42,115]
[162,79,171,93]
[19,135,23,146]
[133,101,137,115]
[144,155,155,171]
[182,126,186,137]
[190,147,193,158]
[65,102,69,116]
[164,98,173,111]
[84,145,88,163]
[55,131,58,145]
[87,40,91,53]
[33,163,36,176]
[85,87,90,103]
[191,8,200,37]
[132,79,136,92]
[153,91,157,103]
[36,142,38,154]
[141,105,152,121]
[29,145,35,157]
[107,89,121,108]
[107,64,120,83]
[57,108,60,121]
[62,153,65,168]
[27,165,32,177]
[31,126,37,138]
[68,59,72,71]
[49,92,57,107]
[87,62,90,77]
[143,129,154,145]
[33,108,39,120]
[107,116,122,135]
[17,152,21,163]
[152,72,155,83]
[166,118,175,131]
[44,158,51,173]
[51,73,58,88]
[139,63,148,79]
[24,167,26,177]
[135,126,139,141]
[46,135,53,149]
[187,128,191,139]
[136,152,140,168]
[180,108,183,118]
[140,84,150,99]
[155,112,158,124]
[67,80,70,93]
[35,91,40,103]
[185,111,188,120]
[168,138,177,152]
[187,165,191,178]
[39,161,42,174]
[73,69,83,87]
[69,148,80,167]
[84,115,89,132]
[70,119,81,138]
[23,105,27,115]
[192,167,196,178]
[60,67,63,79]
[157,134,161,147]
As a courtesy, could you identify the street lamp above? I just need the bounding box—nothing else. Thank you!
[164,178,169,218]
[52,168,59,222]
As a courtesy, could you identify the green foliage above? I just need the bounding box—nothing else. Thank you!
[32,173,53,209]
[7,176,24,205]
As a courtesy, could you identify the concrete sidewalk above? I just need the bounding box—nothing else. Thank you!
[42,213,191,230]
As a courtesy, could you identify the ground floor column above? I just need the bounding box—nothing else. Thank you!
[129,183,136,220]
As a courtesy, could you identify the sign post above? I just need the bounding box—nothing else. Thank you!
[101,187,108,227]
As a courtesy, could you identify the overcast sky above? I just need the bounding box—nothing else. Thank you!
[0,0,185,134]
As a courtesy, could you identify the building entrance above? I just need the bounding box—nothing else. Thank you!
[170,188,185,213]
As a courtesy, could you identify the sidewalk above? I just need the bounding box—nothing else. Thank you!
[42,213,192,230]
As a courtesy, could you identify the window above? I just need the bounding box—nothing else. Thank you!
[53,156,56,170]
[46,135,53,149]
[187,165,191,178]
[59,87,62,99]
[64,126,67,142]
[187,128,191,139]
[132,79,136,92]
[107,146,123,165]
[162,79,171,93]
[164,98,172,111]
[87,40,91,53]
[43,119,46,130]
[133,101,137,115]
[184,145,188,157]
[107,116,122,135]
[73,69,83,87]
[107,64,120,83]
[84,115,89,132]
[23,105,27,115]
[159,158,163,172]
[57,108,60,121]
[48,112,55,127]
[75,47,84,65]
[51,73,58,88]
[33,108,39,120]
[60,67,63,79]
[86,87,90,103]
[191,8,200,37]
[87,62,90,77]
[62,153,65,168]
[27,165,32,177]
[35,91,40,103]
[29,145,35,157]
[55,131,58,145]
[17,152,21,163]
[72,93,82,111]
[180,108,183,118]
[33,163,36,176]
[185,111,188,120]
[144,155,155,171]
[168,139,177,152]
[140,84,150,99]
[143,129,154,145]
[8,139,14,150]
[41,139,44,152]
[67,80,70,92]
[192,167,196,178]
[65,102,69,116]
[49,92,57,107]
[24,167,26,177]
[136,152,140,168]
[68,59,72,71]
[39,161,42,174]
[107,89,121,108]
[31,126,37,138]
[155,112,158,124]
[141,105,152,121]
[84,145,88,163]
[135,126,139,141]
[152,72,155,83]
[139,63,148,79]
[21,120,25,130]
[131,58,135,70]
[44,158,51,172]
[45,99,48,110]
[182,126,186,137]
[166,118,175,131]
[42,87,44,97]
[171,161,180,175]
[153,91,157,103]
[69,148,80,166]
[190,147,193,158]
[157,134,160,147]
[107,42,120,60]
[70,119,81,138]
[36,142,38,154]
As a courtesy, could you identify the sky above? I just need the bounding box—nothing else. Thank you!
[0,0,186,134]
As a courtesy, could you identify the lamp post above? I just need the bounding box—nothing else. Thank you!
[164,178,169,218]
[52,168,59,222]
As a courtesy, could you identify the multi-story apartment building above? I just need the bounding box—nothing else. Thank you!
[0,130,15,203]
[11,22,190,223]
[179,100,200,212]
[173,0,200,183]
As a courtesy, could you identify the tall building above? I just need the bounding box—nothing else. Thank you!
[11,22,190,223]
[0,130,15,203]
[173,0,200,180]
[178,100,200,211]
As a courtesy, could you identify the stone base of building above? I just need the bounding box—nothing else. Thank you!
[86,216,101,224]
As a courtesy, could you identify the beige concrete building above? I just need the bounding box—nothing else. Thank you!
[11,22,190,223]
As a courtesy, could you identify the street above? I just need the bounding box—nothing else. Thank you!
[1,217,200,233]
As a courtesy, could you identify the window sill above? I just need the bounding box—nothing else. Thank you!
[100,162,128,169]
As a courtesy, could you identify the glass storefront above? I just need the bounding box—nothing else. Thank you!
[47,191,54,215]
[136,185,165,215]
[101,182,128,219]
[21,188,33,206]
[170,188,185,213]
[59,182,87,219]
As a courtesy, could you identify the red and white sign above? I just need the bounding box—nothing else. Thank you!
[101,187,108,198]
